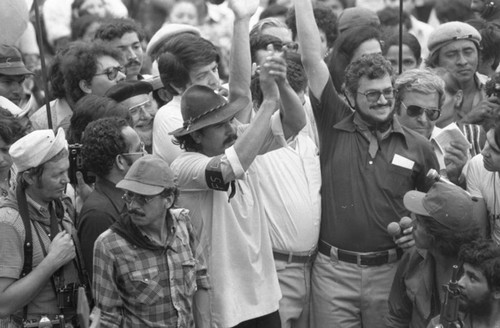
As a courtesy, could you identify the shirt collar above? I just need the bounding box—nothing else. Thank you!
[334,112,406,136]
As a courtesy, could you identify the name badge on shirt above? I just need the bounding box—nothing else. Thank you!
[392,154,414,170]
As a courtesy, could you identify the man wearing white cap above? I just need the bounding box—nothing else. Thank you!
[0,128,84,327]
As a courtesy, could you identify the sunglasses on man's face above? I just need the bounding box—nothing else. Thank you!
[402,103,441,121]
[94,66,124,81]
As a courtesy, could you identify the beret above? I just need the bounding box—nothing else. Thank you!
[105,80,153,103]
[338,7,380,33]
[10,128,68,172]
[428,21,481,56]
[146,23,201,59]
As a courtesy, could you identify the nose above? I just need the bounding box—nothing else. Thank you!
[457,52,468,65]
[416,111,428,123]
[377,93,389,104]
[61,171,69,185]
[138,106,152,120]
[208,71,220,90]
[127,47,138,61]
[116,71,127,82]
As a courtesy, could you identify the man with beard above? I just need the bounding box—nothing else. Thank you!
[471,0,500,26]
[292,0,438,327]
[105,81,158,153]
[94,18,145,81]
[427,239,500,328]
[467,122,500,244]
[92,155,208,327]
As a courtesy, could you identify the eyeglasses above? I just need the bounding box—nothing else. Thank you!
[401,102,441,121]
[121,142,146,157]
[358,87,395,103]
[284,42,299,52]
[122,191,158,205]
[129,100,154,116]
[94,66,124,80]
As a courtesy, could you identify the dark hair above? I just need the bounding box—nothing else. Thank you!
[157,33,219,95]
[418,215,481,258]
[60,41,122,104]
[172,134,202,152]
[468,19,500,71]
[68,94,130,144]
[0,107,27,145]
[260,4,289,21]
[71,15,103,41]
[344,53,392,97]
[286,4,338,48]
[48,44,79,100]
[459,239,500,290]
[382,32,422,65]
[81,117,130,178]
[94,18,144,42]
[328,25,382,93]
[161,186,179,206]
[494,122,500,150]
[249,33,283,64]
[434,0,475,23]
[377,6,412,33]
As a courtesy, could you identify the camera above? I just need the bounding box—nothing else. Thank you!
[485,72,500,98]
[68,144,95,185]
[57,283,81,310]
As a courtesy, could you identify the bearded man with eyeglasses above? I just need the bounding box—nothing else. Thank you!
[92,155,207,328]
[77,117,145,282]
[293,0,439,325]
[394,68,470,186]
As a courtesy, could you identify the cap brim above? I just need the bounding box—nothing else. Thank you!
[0,66,33,75]
[116,180,164,196]
[403,190,430,216]
[170,96,250,137]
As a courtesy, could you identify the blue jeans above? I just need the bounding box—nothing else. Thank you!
[311,252,398,328]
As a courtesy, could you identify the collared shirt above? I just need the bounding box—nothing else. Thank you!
[30,98,72,131]
[0,191,78,320]
[387,249,440,328]
[310,77,438,252]
[77,177,126,281]
[153,95,184,165]
[93,209,208,328]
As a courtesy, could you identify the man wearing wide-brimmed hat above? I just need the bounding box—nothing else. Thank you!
[0,128,85,327]
[170,32,306,328]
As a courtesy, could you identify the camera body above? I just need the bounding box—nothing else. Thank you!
[57,283,81,310]
[485,72,500,98]
[68,144,95,185]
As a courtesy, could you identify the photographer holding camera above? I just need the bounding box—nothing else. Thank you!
[0,128,89,328]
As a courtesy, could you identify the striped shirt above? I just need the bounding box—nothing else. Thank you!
[93,208,208,328]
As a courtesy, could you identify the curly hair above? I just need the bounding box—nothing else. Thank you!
[172,134,202,153]
[286,4,338,49]
[344,53,393,97]
[0,107,28,145]
[419,215,481,258]
[60,41,122,104]
[459,239,500,290]
[94,18,144,42]
[81,117,130,178]
[394,68,445,115]
[328,25,382,93]
[157,33,219,96]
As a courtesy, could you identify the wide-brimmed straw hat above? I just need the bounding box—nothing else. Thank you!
[170,85,249,137]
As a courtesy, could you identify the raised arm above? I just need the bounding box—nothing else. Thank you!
[228,0,258,124]
[292,0,330,99]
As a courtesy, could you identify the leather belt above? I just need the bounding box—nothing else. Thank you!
[318,240,402,266]
[273,249,317,264]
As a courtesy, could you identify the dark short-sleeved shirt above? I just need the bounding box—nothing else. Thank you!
[311,78,438,252]
[77,177,125,281]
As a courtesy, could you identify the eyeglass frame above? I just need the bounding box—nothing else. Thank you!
[121,141,146,157]
[94,65,125,81]
[401,102,441,121]
[122,191,159,206]
[129,99,154,116]
[357,87,396,103]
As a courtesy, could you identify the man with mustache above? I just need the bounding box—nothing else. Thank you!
[427,239,500,328]
[92,155,208,327]
[105,80,158,153]
[94,18,145,81]
[292,1,438,327]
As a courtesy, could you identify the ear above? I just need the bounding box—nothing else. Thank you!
[251,62,258,77]
[79,80,92,94]
[455,90,464,108]
[163,193,175,209]
[22,171,36,186]
[115,154,128,171]
[190,131,203,144]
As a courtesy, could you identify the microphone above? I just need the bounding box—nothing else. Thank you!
[387,217,413,239]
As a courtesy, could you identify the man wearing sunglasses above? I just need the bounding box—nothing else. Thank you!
[293,1,439,327]
[93,155,208,327]
[394,69,470,185]
[77,117,145,281]
[105,80,158,154]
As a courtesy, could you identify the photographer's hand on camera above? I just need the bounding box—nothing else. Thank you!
[46,231,76,269]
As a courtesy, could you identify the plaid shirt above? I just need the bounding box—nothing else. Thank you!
[93,208,209,328]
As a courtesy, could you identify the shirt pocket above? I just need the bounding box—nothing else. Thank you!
[182,259,197,297]
[127,267,164,305]
[384,164,414,198]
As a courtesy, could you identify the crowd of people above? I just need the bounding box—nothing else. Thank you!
[1,0,500,327]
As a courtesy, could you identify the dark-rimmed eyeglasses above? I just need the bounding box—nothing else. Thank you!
[402,102,441,121]
[357,87,395,103]
[122,191,158,205]
[94,66,124,81]
[121,142,146,158]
